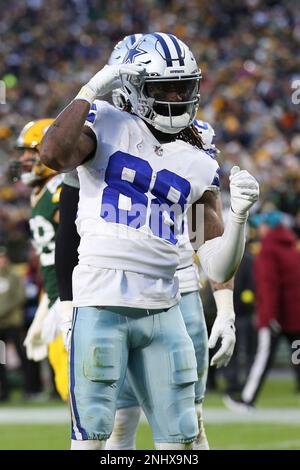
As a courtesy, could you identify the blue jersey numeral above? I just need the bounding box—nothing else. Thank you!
[150,169,191,243]
[100,151,190,243]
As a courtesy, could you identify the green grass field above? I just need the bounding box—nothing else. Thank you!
[0,378,299,450]
[1,422,299,450]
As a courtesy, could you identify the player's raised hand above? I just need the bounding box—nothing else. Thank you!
[230,166,259,217]
[86,63,145,99]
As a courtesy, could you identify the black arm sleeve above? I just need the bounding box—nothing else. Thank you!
[55,183,80,301]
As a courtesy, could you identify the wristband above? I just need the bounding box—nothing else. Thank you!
[213,289,235,320]
[74,85,96,105]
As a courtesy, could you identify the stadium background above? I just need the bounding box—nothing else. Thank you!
[0,0,300,450]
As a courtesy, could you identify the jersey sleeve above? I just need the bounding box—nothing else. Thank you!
[193,149,220,201]
[84,102,98,132]
[83,100,120,142]
[204,164,220,194]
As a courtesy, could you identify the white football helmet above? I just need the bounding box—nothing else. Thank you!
[108,34,143,110]
[121,33,201,134]
[194,119,219,156]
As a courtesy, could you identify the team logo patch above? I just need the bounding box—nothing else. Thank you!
[125,44,147,64]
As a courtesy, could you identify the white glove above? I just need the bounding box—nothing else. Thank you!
[208,289,236,368]
[58,301,74,351]
[41,298,61,344]
[24,293,49,362]
[75,64,145,104]
[230,166,259,217]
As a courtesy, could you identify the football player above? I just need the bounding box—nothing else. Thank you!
[56,35,233,450]
[15,120,68,401]
[41,33,258,450]
[58,121,232,451]
[105,123,230,451]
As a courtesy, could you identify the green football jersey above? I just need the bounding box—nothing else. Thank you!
[30,175,63,308]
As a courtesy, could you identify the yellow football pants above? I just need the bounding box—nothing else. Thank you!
[48,334,68,401]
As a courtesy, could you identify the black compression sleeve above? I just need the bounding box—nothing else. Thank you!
[55,183,80,301]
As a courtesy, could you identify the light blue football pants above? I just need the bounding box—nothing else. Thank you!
[69,303,199,443]
[118,291,209,409]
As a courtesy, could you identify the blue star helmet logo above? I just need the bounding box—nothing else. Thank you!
[125,44,147,64]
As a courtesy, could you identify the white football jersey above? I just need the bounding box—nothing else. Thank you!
[73,101,219,308]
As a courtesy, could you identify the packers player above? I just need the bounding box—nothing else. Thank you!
[15,120,68,401]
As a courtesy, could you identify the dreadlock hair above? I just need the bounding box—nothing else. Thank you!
[176,123,204,150]
[123,101,132,113]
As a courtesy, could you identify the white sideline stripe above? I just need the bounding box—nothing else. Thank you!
[242,328,271,403]
[0,408,70,424]
[202,409,300,424]
[1,408,300,425]
[225,439,300,450]
[251,439,300,450]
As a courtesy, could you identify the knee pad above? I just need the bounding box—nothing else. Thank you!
[71,402,115,440]
[81,403,115,439]
[71,439,106,450]
[106,406,141,450]
[178,407,198,441]
[164,398,198,443]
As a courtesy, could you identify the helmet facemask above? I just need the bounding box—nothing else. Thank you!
[123,74,200,134]
[111,88,130,111]
[146,76,200,133]
[18,149,55,187]
[15,119,57,186]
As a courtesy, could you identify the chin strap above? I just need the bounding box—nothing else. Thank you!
[151,112,190,134]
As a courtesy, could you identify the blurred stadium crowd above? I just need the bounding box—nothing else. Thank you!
[0,0,300,399]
